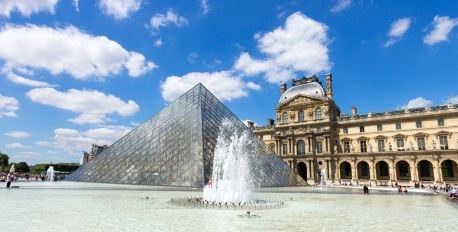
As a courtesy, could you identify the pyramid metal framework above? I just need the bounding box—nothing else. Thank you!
[66,84,303,187]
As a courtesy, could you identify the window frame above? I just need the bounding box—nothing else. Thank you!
[315,108,322,120]
[360,140,367,153]
[377,139,385,152]
[438,118,445,126]
[416,120,422,128]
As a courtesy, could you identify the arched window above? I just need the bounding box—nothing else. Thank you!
[298,110,305,122]
[282,112,288,124]
[297,140,305,155]
[315,108,322,120]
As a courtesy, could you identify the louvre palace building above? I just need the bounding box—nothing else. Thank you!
[250,73,458,186]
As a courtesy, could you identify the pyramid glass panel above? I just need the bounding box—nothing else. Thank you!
[66,84,302,187]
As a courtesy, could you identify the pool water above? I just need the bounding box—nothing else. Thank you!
[1,182,457,232]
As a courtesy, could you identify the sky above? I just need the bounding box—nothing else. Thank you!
[0,0,457,164]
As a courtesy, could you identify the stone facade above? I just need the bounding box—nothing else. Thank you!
[252,73,458,186]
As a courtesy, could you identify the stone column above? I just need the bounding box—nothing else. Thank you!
[307,138,311,153]
[276,140,279,154]
[292,138,296,156]
[326,159,330,179]
[370,158,376,181]
[310,160,316,183]
[434,157,442,183]
[352,160,357,184]
[391,158,396,183]
[325,136,329,153]
[288,139,292,155]
[410,164,416,184]
[335,161,341,180]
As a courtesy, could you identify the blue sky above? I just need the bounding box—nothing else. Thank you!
[0,0,457,164]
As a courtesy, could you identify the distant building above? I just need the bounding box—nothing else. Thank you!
[252,73,458,186]
[80,144,108,165]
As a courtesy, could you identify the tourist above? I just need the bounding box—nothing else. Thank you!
[6,172,12,188]
[363,185,369,194]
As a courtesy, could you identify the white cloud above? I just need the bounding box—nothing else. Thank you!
[125,52,157,77]
[6,72,56,87]
[5,142,29,149]
[424,16,458,45]
[35,141,51,147]
[201,0,209,14]
[73,0,79,12]
[403,97,433,109]
[384,18,411,47]
[153,39,163,47]
[5,130,30,138]
[331,0,351,13]
[187,52,199,64]
[234,12,330,83]
[0,94,19,117]
[246,81,261,91]
[150,9,188,30]
[53,126,131,154]
[98,0,141,19]
[0,24,156,81]
[0,0,58,17]
[15,151,40,158]
[26,88,139,124]
[445,96,458,104]
[161,71,254,102]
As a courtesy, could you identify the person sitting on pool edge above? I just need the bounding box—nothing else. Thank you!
[363,185,369,194]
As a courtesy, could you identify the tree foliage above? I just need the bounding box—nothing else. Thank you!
[0,153,9,171]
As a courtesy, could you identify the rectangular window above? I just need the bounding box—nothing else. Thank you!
[259,135,263,140]
[396,122,402,130]
[282,143,288,155]
[438,118,445,126]
[343,141,350,153]
[316,141,323,154]
[360,140,367,153]
[377,124,382,131]
[271,134,274,139]
[440,136,448,150]
[377,139,385,152]
[360,126,365,133]
[343,127,348,134]
[397,138,405,151]
[416,120,422,128]
[417,137,426,150]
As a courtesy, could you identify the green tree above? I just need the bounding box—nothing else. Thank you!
[0,152,9,171]
[14,162,30,173]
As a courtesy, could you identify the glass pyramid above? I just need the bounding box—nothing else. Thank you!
[66,84,303,187]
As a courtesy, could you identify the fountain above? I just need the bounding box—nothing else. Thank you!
[319,168,327,187]
[172,119,284,209]
[46,166,55,182]
[203,119,255,203]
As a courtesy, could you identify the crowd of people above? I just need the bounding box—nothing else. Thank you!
[1,171,68,188]
[428,183,458,200]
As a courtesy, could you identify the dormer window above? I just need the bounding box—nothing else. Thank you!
[298,110,305,122]
[282,112,288,124]
[315,108,322,120]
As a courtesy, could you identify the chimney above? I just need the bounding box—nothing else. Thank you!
[280,82,287,94]
[247,120,254,129]
[325,73,333,99]
[351,106,358,117]
[267,118,274,126]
